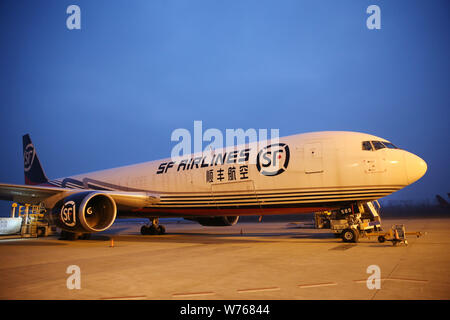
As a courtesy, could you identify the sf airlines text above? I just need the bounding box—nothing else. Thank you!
[179,304,270,317]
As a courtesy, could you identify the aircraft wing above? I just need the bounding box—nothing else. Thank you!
[0,183,160,208]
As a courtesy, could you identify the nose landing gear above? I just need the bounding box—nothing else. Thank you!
[140,217,166,235]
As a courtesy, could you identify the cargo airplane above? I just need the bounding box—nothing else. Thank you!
[0,131,427,241]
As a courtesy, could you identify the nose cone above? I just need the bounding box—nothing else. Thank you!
[405,152,427,184]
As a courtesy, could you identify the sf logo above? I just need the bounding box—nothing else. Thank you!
[61,201,76,227]
[256,143,290,176]
[23,144,35,172]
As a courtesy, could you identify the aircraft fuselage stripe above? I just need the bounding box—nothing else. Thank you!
[160,190,397,203]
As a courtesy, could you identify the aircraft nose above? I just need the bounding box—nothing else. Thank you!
[404,152,427,185]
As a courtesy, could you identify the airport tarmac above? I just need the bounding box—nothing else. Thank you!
[0,217,449,300]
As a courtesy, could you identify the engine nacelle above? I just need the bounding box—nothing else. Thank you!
[50,192,117,233]
[189,216,239,226]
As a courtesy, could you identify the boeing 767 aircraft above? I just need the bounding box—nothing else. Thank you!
[0,131,427,241]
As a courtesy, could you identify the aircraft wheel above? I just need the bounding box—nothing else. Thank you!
[149,225,159,235]
[158,225,166,235]
[342,228,359,243]
[141,225,164,235]
[141,225,150,235]
[80,233,91,240]
[60,230,77,240]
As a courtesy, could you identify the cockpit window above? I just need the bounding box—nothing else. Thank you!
[362,141,373,151]
[371,141,386,150]
[383,142,398,149]
[363,140,399,151]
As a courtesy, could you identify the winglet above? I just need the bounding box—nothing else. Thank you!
[23,134,49,185]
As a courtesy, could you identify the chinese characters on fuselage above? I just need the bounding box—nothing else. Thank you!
[156,148,251,177]
[205,165,249,183]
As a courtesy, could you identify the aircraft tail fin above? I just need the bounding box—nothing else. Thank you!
[436,195,449,208]
[23,134,49,185]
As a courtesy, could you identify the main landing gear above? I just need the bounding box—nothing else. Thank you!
[59,230,91,240]
[140,217,166,235]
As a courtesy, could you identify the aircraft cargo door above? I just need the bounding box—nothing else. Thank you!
[304,142,323,174]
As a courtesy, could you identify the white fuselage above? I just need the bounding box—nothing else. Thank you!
[48,131,427,217]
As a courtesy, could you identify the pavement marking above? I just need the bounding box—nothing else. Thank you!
[237,287,280,293]
[0,237,40,242]
[297,282,338,289]
[100,295,147,300]
[354,278,428,284]
[172,291,216,298]
[388,278,429,283]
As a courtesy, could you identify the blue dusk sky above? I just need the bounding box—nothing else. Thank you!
[0,0,449,213]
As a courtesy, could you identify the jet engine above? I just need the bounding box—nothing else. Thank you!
[49,191,117,233]
[188,216,239,226]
